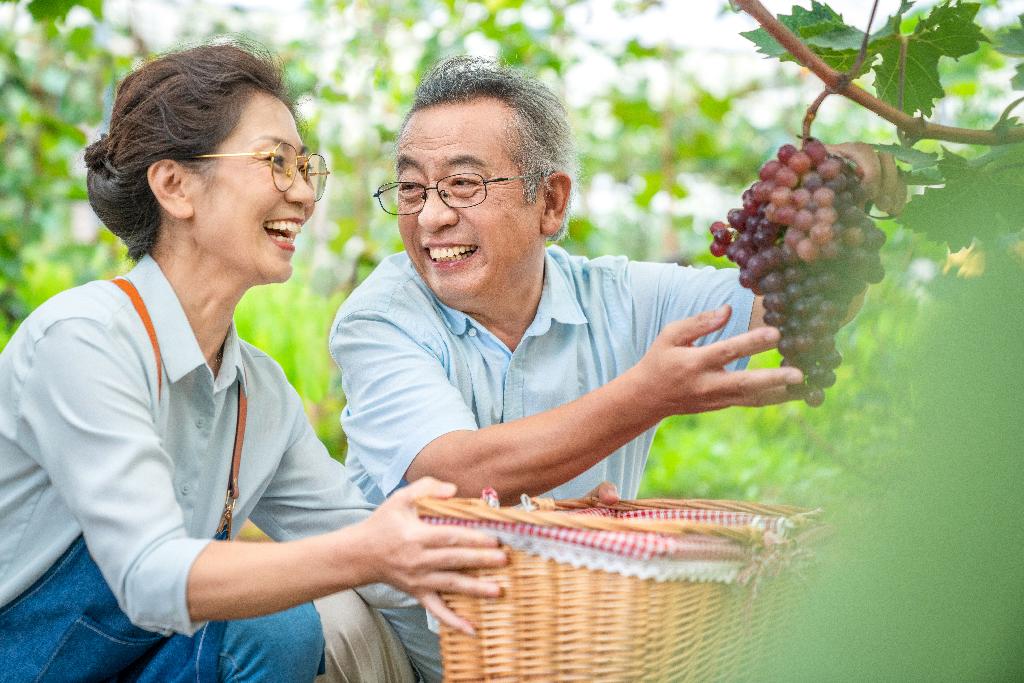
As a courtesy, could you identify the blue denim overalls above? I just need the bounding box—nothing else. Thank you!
[0,279,248,682]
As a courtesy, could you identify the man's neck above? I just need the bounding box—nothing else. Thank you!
[464,265,546,353]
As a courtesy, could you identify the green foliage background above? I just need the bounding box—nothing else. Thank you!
[1,0,1020,512]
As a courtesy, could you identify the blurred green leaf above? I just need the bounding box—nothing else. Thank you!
[899,145,1024,247]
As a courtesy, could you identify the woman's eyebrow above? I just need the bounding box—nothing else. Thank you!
[249,135,308,155]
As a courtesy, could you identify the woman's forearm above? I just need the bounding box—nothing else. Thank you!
[186,523,375,622]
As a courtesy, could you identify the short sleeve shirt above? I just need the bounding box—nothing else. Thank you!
[330,245,753,504]
[0,256,390,635]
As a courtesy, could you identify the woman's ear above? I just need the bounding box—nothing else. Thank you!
[148,159,196,220]
[540,172,572,238]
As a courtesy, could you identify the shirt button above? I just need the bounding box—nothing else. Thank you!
[181,483,191,495]
[195,417,205,428]
[468,328,477,337]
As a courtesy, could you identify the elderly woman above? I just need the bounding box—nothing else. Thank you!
[0,43,504,682]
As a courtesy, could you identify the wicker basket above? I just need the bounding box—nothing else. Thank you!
[417,496,823,682]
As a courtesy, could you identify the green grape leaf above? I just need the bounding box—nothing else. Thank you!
[26,0,102,21]
[899,146,1024,247]
[872,3,988,117]
[740,1,909,77]
[994,15,1024,56]
[740,1,851,60]
[997,15,1024,89]
[872,143,939,170]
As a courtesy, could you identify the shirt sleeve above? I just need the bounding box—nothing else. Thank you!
[627,262,755,370]
[17,319,210,636]
[247,382,375,540]
[248,384,416,609]
[330,312,479,498]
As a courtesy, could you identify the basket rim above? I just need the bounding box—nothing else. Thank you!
[416,496,820,545]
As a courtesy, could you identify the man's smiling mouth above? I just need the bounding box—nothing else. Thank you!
[429,245,477,262]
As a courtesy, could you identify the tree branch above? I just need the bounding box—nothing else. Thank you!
[732,0,1024,145]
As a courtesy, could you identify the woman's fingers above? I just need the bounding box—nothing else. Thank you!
[418,547,508,572]
[419,591,476,637]
[423,525,501,549]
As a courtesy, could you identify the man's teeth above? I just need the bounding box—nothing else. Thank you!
[264,220,299,244]
[429,245,477,261]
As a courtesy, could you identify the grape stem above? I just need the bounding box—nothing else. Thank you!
[733,0,1024,145]
[803,0,878,141]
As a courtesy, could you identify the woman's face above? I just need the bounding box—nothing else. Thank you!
[189,91,315,287]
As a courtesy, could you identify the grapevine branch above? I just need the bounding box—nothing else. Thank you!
[733,0,1024,145]
[801,0,880,139]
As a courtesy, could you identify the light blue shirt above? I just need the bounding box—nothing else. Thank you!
[331,245,753,505]
[0,256,401,636]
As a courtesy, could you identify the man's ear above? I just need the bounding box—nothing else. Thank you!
[539,172,572,238]
[148,159,196,221]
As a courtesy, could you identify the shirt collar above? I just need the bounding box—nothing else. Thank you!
[124,255,245,391]
[432,248,588,339]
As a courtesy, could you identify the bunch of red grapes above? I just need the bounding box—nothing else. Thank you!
[709,139,885,406]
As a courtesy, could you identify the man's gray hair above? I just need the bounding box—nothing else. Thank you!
[399,56,578,240]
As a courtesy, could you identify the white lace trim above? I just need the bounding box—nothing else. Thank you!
[491,529,746,584]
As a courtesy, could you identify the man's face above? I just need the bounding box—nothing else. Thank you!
[395,97,556,321]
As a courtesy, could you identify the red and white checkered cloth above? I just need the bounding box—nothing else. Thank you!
[422,516,751,562]
[568,507,790,533]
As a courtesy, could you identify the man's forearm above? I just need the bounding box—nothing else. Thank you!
[405,365,664,504]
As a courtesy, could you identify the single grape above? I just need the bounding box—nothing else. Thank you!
[777,144,798,163]
[788,151,812,175]
[818,158,842,180]
[803,139,828,165]
[804,388,826,407]
[760,160,782,181]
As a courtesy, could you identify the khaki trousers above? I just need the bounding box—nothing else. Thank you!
[314,590,416,683]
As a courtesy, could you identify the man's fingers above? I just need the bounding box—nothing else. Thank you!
[701,325,782,368]
[584,481,620,506]
[663,305,732,347]
[419,591,477,637]
[877,152,907,216]
[710,368,805,406]
[738,385,804,407]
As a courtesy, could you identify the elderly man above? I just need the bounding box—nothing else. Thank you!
[329,56,902,680]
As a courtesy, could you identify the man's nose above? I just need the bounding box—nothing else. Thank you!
[417,189,458,232]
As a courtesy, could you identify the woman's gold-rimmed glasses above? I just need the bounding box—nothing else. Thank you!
[194,141,330,201]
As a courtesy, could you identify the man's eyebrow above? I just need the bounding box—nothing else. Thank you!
[447,154,489,170]
[396,155,423,176]
[396,154,490,176]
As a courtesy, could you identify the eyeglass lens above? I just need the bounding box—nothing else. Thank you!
[269,143,328,201]
[379,174,487,215]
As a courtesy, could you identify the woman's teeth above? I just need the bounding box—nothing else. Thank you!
[430,245,477,262]
[264,220,299,244]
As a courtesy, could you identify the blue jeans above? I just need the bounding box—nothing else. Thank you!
[0,537,323,682]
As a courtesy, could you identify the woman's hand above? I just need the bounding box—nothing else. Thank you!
[354,477,507,635]
[825,142,907,216]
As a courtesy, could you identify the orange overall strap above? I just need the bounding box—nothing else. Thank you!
[111,277,248,539]
[216,383,248,539]
[110,278,162,396]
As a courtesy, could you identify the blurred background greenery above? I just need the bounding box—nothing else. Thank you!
[1,0,1020,512]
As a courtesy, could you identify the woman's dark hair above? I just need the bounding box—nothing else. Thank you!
[84,41,295,260]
